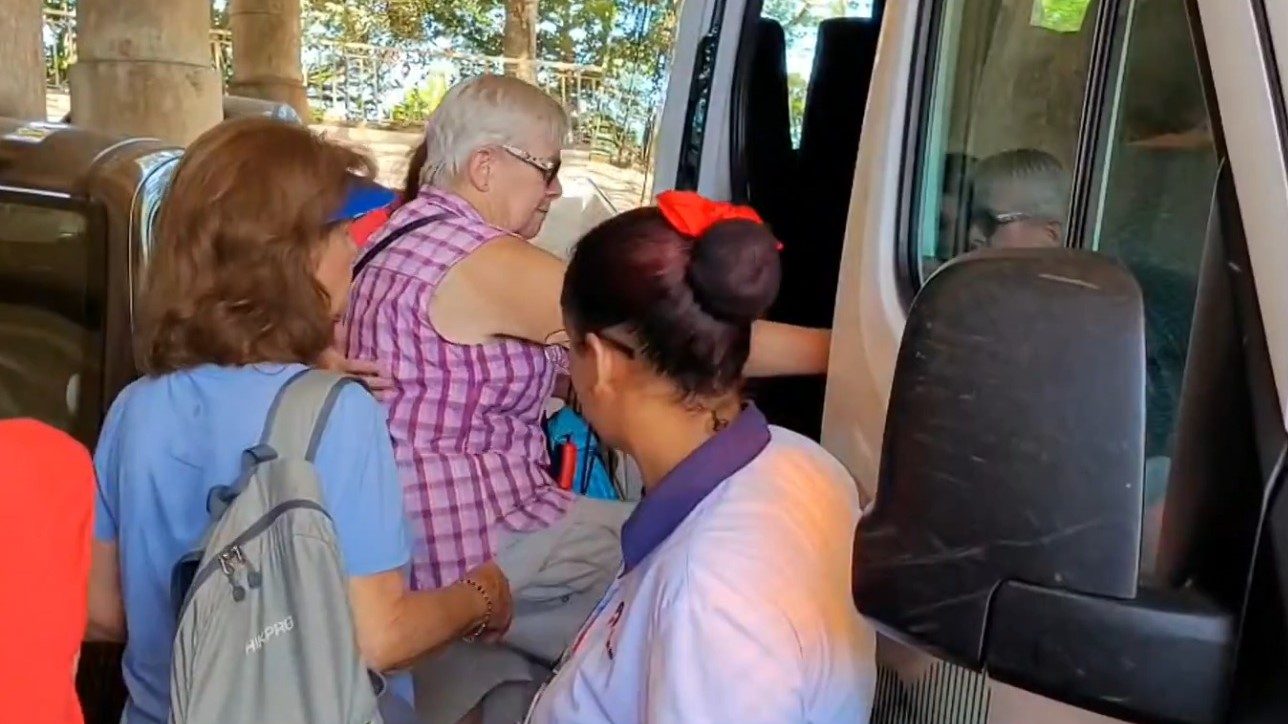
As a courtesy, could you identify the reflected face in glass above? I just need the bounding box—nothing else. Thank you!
[968,207,1062,250]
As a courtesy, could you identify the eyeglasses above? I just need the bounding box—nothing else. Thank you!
[501,144,562,186]
[553,327,639,358]
[968,207,1033,248]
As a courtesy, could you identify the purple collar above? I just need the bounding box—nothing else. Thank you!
[620,405,771,573]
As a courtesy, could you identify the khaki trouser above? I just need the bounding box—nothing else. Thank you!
[413,496,634,724]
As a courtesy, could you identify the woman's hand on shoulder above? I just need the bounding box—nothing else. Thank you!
[318,346,394,394]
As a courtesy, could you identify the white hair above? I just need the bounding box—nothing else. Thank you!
[972,148,1071,224]
[419,74,570,188]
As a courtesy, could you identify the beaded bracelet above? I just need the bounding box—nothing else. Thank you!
[461,577,493,642]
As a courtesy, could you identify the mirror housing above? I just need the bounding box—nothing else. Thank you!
[855,249,1145,662]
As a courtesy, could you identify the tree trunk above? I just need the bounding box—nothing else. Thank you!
[0,0,46,120]
[229,0,309,119]
[70,0,221,145]
[503,0,539,83]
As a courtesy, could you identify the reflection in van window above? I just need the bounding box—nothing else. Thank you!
[1088,0,1218,561]
[967,148,1070,251]
[915,0,1098,272]
[911,0,1217,566]
[0,201,99,433]
[136,152,182,272]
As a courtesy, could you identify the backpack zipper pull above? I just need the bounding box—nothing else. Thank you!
[220,550,246,602]
[234,547,263,589]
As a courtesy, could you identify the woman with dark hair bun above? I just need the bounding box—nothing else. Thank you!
[526,192,876,724]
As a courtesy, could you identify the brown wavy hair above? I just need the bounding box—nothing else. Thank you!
[138,117,375,375]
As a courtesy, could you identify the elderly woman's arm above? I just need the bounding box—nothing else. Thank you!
[745,321,831,376]
[349,561,513,671]
[436,236,831,376]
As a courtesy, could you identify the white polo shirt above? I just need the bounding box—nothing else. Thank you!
[526,405,876,724]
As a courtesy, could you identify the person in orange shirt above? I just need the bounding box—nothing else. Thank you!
[0,418,95,724]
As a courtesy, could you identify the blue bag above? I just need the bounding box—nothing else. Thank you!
[545,406,620,500]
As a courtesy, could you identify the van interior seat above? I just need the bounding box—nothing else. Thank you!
[792,16,882,325]
[744,18,797,240]
[753,13,883,440]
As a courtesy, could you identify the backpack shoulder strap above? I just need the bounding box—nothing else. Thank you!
[169,370,362,616]
[259,369,366,462]
[352,211,451,276]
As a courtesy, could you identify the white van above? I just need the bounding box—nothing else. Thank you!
[649,0,1288,721]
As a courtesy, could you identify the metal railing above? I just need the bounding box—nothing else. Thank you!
[41,6,657,167]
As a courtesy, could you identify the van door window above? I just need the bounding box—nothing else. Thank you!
[909,0,1217,566]
[912,0,1099,277]
[1083,0,1218,558]
[0,199,102,436]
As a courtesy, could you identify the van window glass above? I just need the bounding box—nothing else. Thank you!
[0,199,100,434]
[761,0,877,145]
[910,0,1216,558]
[1086,0,1218,531]
[913,0,1099,277]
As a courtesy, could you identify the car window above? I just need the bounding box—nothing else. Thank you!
[913,0,1098,276]
[0,199,101,434]
[1085,0,1218,526]
[910,0,1217,561]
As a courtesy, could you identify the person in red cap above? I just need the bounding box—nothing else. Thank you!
[0,418,95,724]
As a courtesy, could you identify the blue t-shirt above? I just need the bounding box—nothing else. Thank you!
[93,364,412,724]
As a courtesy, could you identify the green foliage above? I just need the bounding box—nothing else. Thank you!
[1031,0,1094,33]
[44,0,678,164]
[787,72,808,145]
[300,0,677,159]
[390,71,451,124]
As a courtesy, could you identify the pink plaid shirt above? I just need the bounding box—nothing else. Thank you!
[345,188,572,589]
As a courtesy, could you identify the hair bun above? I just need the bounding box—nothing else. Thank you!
[685,219,782,323]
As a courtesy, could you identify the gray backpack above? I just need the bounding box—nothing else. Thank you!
[168,370,408,724]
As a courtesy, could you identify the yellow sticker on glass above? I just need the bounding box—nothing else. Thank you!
[1031,0,1094,33]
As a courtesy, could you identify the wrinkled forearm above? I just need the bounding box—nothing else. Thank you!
[359,581,485,672]
[745,321,831,377]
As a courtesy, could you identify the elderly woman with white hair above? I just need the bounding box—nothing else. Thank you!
[344,74,830,722]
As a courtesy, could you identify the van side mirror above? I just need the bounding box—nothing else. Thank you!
[856,250,1146,660]
[855,249,1234,723]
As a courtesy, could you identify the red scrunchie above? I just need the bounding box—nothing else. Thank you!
[656,190,782,250]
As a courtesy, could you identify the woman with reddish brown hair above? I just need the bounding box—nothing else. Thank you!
[87,118,511,724]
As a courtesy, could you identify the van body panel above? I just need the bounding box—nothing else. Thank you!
[817,0,917,503]
[651,0,753,199]
[1196,0,1288,427]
